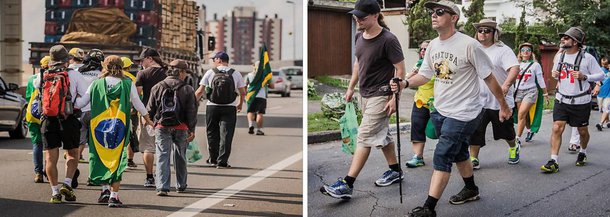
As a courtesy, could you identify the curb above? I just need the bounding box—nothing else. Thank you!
[307,122,411,144]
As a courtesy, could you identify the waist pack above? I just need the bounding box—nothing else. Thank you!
[41,68,73,119]
[207,68,237,104]
[158,81,185,126]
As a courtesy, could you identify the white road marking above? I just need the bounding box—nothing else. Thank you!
[168,152,303,217]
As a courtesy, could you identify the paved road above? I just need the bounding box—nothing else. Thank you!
[0,91,303,216]
[308,109,610,217]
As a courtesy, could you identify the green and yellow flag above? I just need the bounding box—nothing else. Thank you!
[528,87,544,133]
[88,78,132,185]
[246,44,273,110]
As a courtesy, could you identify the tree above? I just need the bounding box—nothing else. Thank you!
[527,35,542,62]
[513,6,528,53]
[407,0,436,48]
[461,0,485,36]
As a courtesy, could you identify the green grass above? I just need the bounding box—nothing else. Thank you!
[309,95,321,101]
[316,76,349,89]
[307,112,409,133]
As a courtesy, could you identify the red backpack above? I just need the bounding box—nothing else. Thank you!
[40,68,72,118]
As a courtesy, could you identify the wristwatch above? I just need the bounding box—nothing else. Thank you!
[582,74,588,81]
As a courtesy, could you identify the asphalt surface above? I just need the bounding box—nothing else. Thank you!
[308,109,610,217]
[0,91,303,216]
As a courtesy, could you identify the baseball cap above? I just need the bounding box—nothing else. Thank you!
[348,0,381,18]
[211,51,229,62]
[49,45,72,66]
[40,56,51,67]
[424,0,461,18]
[169,59,191,72]
[134,47,160,61]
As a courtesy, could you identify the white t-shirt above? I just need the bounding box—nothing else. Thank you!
[75,77,148,115]
[419,32,493,122]
[516,62,546,90]
[33,67,88,107]
[478,43,519,110]
[553,51,605,105]
[199,66,246,106]
[79,69,102,111]
[68,63,84,71]
[246,72,270,99]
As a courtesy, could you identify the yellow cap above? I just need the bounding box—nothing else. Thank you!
[69,48,85,60]
[121,57,133,68]
[40,56,51,67]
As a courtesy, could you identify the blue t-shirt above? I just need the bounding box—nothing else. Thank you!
[598,67,610,98]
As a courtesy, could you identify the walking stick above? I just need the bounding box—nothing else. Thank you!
[392,77,403,204]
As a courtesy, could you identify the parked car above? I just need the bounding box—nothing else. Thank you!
[280,66,303,89]
[269,70,292,97]
[0,76,28,139]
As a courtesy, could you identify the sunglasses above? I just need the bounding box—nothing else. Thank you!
[477,28,494,34]
[520,48,532,52]
[420,48,427,52]
[353,15,369,22]
[428,8,451,16]
[561,35,572,41]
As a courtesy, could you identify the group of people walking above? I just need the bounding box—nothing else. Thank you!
[319,0,608,216]
[26,44,258,207]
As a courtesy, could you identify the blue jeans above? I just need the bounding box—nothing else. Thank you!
[30,123,43,174]
[431,110,483,172]
[155,128,188,192]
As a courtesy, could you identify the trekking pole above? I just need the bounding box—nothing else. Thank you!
[392,77,403,204]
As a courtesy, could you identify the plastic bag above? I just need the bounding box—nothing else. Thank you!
[339,102,359,155]
[425,97,438,139]
[186,139,203,163]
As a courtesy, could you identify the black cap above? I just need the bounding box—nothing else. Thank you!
[348,0,381,18]
[211,51,229,62]
[134,47,160,61]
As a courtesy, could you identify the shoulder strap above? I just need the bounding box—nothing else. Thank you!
[212,67,220,74]
[227,68,235,75]
[515,62,534,91]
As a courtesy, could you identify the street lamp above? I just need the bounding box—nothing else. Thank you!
[286,0,296,60]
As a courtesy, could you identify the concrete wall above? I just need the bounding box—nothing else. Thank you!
[0,0,22,85]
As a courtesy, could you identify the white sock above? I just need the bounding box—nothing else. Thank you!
[580,148,587,154]
[102,185,110,192]
[64,178,72,186]
[249,121,255,127]
[258,127,263,131]
[110,191,119,199]
[551,155,559,161]
[51,185,60,195]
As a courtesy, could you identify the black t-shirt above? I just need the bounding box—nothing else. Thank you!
[355,28,404,98]
[135,66,167,105]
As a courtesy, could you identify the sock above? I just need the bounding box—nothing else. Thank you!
[51,185,60,195]
[110,191,119,199]
[389,163,401,173]
[102,185,110,192]
[423,195,439,210]
[64,178,72,186]
[580,148,587,154]
[551,155,559,162]
[344,176,356,188]
[249,121,255,127]
[463,175,478,190]
[258,127,263,131]
[147,174,154,179]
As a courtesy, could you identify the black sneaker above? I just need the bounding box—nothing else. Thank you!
[256,130,265,135]
[216,164,232,169]
[144,177,155,187]
[98,189,110,203]
[248,126,254,134]
[108,197,123,208]
[127,160,137,168]
[596,123,603,131]
[525,131,535,142]
[576,152,587,166]
[540,159,559,173]
[72,169,80,189]
[407,206,436,217]
[448,187,480,205]
[205,159,217,167]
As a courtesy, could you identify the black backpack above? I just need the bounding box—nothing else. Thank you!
[208,68,237,104]
[158,81,185,126]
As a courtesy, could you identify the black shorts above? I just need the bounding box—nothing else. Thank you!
[247,98,267,114]
[470,108,515,147]
[553,99,591,127]
[410,102,430,142]
[41,115,81,150]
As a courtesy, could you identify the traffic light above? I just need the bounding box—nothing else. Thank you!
[207,36,215,51]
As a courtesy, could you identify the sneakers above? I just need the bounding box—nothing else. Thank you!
[256,129,265,135]
[525,131,535,142]
[60,184,76,201]
[216,164,232,169]
[374,170,403,187]
[49,194,62,204]
[127,160,137,168]
[144,177,155,187]
[449,187,480,205]
[508,142,520,164]
[567,144,580,152]
[405,155,425,168]
[156,191,168,196]
[596,123,603,131]
[607,122,610,129]
[576,152,587,166]
[248,126,254,134]
[407,206,437,217]
[541,159,559,173]
[108,197,123,208]
[471,157,480,170]
[177,187,186,193]
[79,157,87,163]
[98,190,110,203]
[206,159,217,167]
[72,169,80,189]
[320,178,353,200]
[34,173,44,183]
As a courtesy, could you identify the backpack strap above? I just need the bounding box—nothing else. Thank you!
[212,67,220,74]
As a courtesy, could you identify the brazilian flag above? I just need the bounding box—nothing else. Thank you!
[89,78,132,185]
[528,84,544,133]
[246,44,273,110]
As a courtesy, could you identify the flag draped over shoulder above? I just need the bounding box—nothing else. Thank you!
[528,86,544,133]
[89,78,132,185]
[246,44,273,110]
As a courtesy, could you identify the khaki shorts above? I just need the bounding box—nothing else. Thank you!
[136,116,156,153]
[515,87,538,104]
[357,95,394,148]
